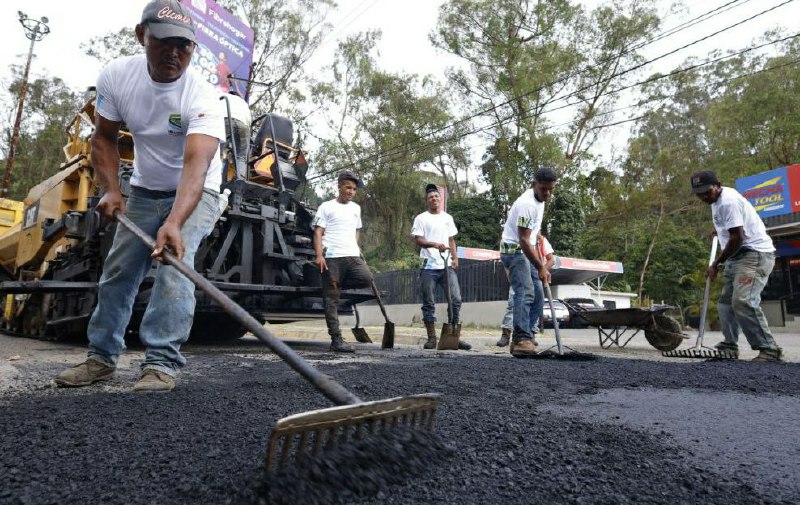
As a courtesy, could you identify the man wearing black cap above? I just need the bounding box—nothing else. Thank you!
[55,0,225,391]
[312,170,374,352]
[691,170,783,361]
[411,184,471,350]
[500,167,558,357]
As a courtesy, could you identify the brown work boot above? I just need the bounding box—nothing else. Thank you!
[752,348,783,362]
[497,328,511,347]
[423,320,437,349]
[330,335,356,353]
[453,324,472,350]
[54,358,115,387]
[133,369,176,392]
[511,338,538,357]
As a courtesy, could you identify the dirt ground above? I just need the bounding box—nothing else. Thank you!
[1,324,799,504]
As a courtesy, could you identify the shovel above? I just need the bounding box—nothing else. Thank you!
[114,211,438,472]
[361,255,395,349]
[436,250,459,350]
[350,304,372,343]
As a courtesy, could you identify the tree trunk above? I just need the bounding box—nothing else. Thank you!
[638,200,664,303]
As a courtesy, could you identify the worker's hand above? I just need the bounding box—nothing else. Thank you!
[315,255,328,272]
[96,190,126,221]
[152,221,184,262]
[706,264,718,281]
[451,257,459,270]
[435,242,448,252]
[538,265,551,284]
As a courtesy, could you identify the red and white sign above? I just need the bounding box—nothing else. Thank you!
[788,164,800,213]
[457,247,500,261]
[557,257,624,273]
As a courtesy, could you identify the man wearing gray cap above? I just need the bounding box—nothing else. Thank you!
[55,0,225,391]
[691,170,783,361]
[312,171,374,352]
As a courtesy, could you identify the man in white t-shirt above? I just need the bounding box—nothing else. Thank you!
[313,170,374,352]
[498,232,554,346]
[691,170,783,362]
[499,167,558,357]
[411,184,471,351]
[55,0,225,391]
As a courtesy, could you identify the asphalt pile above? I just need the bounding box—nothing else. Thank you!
[1,352,798,504]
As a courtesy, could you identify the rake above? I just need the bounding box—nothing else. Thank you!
[663,236,736,360]
[115,212,440,473]
[521,282,595,361]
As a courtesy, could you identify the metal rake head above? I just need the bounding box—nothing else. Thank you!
[662,347,738,360]
[265,393,441,473]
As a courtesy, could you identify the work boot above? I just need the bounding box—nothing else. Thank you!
[454,324,471,350]
[497,328,511,347]
[54,358,115,387]
[330,334,356,353]
[510,338,538,357]
[423,320,437,349]
[714,341,739,358]
[752,348,783,362]
[132,369,176,392]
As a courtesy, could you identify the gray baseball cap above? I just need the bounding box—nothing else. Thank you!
[141,0,196,42]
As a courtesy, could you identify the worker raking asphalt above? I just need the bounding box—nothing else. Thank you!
[1,350,799,504]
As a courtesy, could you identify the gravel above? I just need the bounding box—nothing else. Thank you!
[1,350,799,504]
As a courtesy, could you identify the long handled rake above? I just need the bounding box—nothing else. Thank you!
[115,212,439,473]
[663,236,736,359]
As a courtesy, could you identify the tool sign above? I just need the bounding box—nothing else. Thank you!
[735,166,800,218]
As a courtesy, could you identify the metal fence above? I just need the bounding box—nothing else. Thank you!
[373,260,509,305]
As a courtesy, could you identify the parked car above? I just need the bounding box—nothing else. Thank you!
[562,297,603,328]
[541,299,570,328]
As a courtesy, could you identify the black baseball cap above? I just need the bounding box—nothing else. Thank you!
[690,170,720,194]
[338,170,364,188]
[425,183,440,194]
[141,0,196,42]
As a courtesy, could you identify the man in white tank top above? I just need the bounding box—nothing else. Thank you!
[691,170,782,361]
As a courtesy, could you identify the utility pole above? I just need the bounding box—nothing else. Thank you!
[2,11,50,197]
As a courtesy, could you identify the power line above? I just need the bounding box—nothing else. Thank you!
[306,0,795,184]
[309,30,800,185]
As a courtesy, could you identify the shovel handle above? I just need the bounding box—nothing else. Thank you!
[114,211,361,407]
[695,236,719,348]
[360,254,391,322]
[438,249,454,324]
[543,282,563,355]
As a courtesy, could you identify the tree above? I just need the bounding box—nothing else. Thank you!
[448,196,502,250]
[81,28,141,66]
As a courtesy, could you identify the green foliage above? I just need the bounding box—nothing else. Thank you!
[81,28,141,65]
[447,196,502,250]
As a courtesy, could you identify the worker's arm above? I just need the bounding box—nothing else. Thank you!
[313,226,327,272]
[545,253,555,270]
[707,227,743,281]
[91,115,126,219]
[152,133,219,261]
[414,235,448,252]
[449,236,458,269]
[519,227,549,284]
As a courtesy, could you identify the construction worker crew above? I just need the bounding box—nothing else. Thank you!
[691,170,783,362]
[498,232,553,347]
[55,0,225,392]
[411,183,471,350]
[499,167,558,357]
[313,170,374,353]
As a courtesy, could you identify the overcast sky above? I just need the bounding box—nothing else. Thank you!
[1,0,797,168]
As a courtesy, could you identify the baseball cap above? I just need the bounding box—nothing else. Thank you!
[690,170,720,194]
[337,170,364,188]
[141,0,196,43]
[425,183,440,194]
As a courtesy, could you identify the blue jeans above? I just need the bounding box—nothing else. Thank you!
[500,284,543,334]
[718,250,780,352]
[420,268,462,324]
[87,187,220,376]
[500,252,543,341]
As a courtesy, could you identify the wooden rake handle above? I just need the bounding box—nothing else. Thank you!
[114,210,361,406]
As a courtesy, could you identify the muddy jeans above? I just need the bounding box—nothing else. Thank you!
[322,256,373,337]
[420,268,462,324]
[87,187,220,376]
[718,250,780,351]
[500,251,544,341]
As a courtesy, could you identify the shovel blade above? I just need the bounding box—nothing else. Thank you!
[265,393,441,473]
[381,322,395,349]
[351,327,372,343]
[437,324,459,350]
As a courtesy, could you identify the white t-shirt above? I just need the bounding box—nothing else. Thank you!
[411,211,458,269]
[500,189,545,253]
[711,187,774,253]
[95,55,225,193]
[312,199,362,258]
[539,236,554,257]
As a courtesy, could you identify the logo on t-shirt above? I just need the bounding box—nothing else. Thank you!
[167,113,183,136]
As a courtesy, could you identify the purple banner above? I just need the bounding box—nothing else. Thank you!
[182,0,254,98]
[735,166,791,219]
